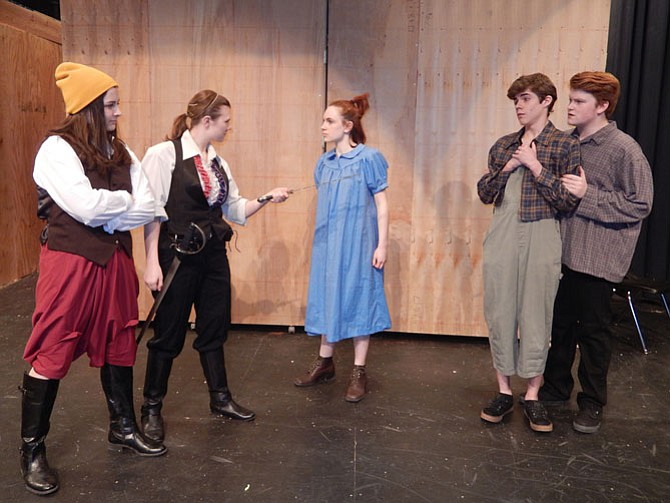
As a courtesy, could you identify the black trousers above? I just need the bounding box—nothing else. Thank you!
[147,235,231,358]
[542,266,614,410]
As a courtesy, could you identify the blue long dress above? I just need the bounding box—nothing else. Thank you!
[305,143,392,343]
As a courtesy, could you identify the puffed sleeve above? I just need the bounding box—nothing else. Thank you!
[363,148,389,194]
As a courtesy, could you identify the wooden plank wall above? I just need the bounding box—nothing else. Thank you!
[60,0,326,324]
[0,2,62,287]
[327,0,611,335]
[58,0,610,336]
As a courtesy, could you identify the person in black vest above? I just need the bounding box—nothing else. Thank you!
[140,90,289,442]
[20,62,166,496]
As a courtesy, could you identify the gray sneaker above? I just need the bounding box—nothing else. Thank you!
[573,406,602,434]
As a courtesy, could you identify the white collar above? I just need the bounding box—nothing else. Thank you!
[180,129,218,162]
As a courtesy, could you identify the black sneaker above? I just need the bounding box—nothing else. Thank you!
[573,406,602,434]
[524,400,553,432]
[480,393,513,423]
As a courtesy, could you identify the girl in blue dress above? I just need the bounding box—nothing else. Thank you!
[294,94,391,402]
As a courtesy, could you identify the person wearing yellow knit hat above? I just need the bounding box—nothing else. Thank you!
[54,62,119,114]
[18,62,165,497]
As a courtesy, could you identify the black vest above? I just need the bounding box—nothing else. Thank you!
[39,147,133,266]
[163,139,233,241]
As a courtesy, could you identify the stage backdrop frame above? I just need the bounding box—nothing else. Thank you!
[58,0,611,337]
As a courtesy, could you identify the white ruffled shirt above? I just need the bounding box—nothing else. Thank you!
[140,129,248,225]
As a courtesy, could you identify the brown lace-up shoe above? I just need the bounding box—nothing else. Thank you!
[294,357,335,387]
[345,366,368,402]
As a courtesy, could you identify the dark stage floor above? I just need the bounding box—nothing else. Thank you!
[1,274,669,502]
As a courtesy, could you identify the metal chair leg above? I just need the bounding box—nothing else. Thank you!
[660,292,670,320]
[626,291,649,354]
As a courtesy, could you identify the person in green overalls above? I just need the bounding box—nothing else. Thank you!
[477,73,581,433]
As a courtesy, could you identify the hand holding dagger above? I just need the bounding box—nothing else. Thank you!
[257,174,358,203]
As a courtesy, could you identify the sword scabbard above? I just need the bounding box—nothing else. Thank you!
[136,223,204,344]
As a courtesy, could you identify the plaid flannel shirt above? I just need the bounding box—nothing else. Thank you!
[478,121,580,221]
[561,122,654,283]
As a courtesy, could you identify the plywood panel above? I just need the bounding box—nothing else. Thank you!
[327,0,611,336]
[60,0,326,323]
[0,1,60,43]
[144,0,326,324]
[60,0,154,314]
[58,0,610,335]
[326,0,421,336]
[0,6,62,287]
[60,1,151,146]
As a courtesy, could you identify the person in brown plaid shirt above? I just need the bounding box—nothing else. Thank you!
[477,73,580,432]
[540,72,654,434]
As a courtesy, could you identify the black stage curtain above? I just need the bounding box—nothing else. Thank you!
[607,0,670,280]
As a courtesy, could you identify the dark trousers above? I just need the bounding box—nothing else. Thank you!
[147,235,231,358]
[542,266,614,410]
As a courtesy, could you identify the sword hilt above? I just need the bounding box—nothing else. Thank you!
[173,222,207,255]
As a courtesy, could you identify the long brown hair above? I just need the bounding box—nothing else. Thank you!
[329,93,370,145]
[47,91,131,173]
[168,89,232,140]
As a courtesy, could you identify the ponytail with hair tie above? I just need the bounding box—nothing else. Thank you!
[350,93,370,118]
[167,90,232,140]
[329,92,371,145]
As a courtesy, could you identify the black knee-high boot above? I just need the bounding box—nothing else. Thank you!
[19,372,60,495]
[199,349,255,421]
[141,352,173,442]
[100,364,167,457]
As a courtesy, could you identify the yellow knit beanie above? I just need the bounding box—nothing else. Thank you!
[55,62,118,114]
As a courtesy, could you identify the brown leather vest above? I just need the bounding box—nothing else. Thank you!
[39,146,133,266]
